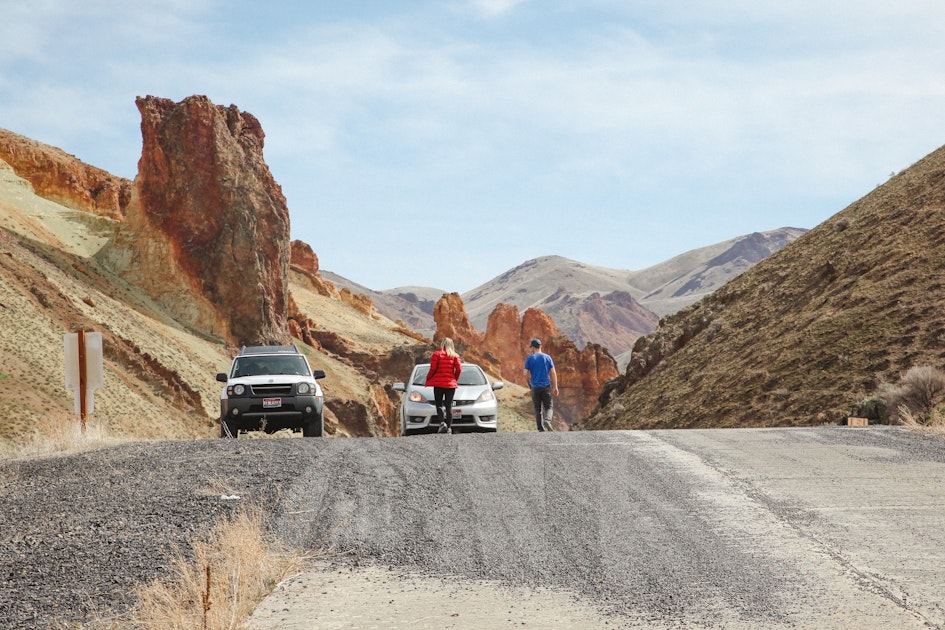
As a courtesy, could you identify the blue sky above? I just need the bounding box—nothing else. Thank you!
[3,1,945,292]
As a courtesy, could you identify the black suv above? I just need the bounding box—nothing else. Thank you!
[216,345,326,437]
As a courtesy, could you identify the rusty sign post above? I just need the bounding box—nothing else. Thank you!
[64,330,104,431]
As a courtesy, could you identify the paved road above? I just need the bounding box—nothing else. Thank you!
[252,427,945,629]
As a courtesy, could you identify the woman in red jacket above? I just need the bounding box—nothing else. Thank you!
[425,338,462,434]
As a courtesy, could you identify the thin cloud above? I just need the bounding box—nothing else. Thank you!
[466,0,529,18]
[3,1,945,289]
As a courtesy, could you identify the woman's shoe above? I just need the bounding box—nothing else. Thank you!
[438,422,448,433]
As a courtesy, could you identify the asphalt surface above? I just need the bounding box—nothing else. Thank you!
[2,427,945,628]
[260,427,945,629]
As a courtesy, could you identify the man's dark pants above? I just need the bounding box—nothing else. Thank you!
[530,386,553,431]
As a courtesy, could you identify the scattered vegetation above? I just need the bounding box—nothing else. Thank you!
[102,508,301,630]
[0,412,129,459]
[856,365,945,428]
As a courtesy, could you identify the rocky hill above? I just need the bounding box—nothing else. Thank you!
[336,229,804,367]
[0,95,626,445]
[586,142,945,430]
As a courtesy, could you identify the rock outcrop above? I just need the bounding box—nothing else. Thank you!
[290,240,336,297]
[432,292,483,350]
[0,128,130,220]
[432,293,618,426]
[98,95,291,346]
[481,305,619,425]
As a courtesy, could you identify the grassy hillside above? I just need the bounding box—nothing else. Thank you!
[587,143,945,429]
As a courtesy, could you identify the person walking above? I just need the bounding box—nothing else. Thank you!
[524,338,558,432]
[425,338,462,434]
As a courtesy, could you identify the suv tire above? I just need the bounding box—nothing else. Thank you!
[302,416,323,437]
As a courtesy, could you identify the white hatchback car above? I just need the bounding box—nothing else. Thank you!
[392,363,503,435]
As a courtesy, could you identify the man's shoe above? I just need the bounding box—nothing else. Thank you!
[542,419,553,432]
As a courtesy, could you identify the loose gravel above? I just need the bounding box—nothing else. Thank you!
[2,427,943,629]
[0,439,315,628]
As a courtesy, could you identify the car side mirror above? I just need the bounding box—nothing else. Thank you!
[313,369,326,380]
[392,382,405,392]
[491,381,504,390]
[216,373,228,383]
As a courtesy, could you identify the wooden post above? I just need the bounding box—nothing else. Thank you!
[78,329,88,432]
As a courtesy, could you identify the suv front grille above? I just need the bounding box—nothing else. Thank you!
[251,384,293,396]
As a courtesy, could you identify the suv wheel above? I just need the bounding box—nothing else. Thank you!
[302,416,323,437]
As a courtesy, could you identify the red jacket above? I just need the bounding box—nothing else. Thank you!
[425,350,461,388]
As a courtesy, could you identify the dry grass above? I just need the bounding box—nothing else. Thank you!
[899,405,945,435]
[0,411,132,460]
[104,508,300,630]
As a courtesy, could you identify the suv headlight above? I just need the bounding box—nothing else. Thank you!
[297,382,312,395]
[475,389,495,403]
[231,384,246,396]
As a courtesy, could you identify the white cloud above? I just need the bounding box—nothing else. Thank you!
[466,0,529,18]
[4,0,945,288]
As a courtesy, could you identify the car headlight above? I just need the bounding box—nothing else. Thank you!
[297,382,312,395]
[408,391,427,403]
[232,384,245,396]
[475,389,495,403]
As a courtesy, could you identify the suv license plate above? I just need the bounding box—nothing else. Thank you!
[263,398,281,408]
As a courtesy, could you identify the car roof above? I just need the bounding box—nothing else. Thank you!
[238,345,300,356]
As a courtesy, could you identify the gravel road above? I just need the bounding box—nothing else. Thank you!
[2,427,945,628]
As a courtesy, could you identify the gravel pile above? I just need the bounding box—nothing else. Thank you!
[0,439,316,628]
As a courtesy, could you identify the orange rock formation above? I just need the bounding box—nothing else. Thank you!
[99,95,291,346]
[433,293,619,426]
[0,128,130,220]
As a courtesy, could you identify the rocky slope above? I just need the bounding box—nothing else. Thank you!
[428,293,619,426]
[0,97,544,446]
[335,229,804,367]
[586,142,945,430]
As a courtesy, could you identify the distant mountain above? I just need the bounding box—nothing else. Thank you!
[320,272,444,337]
[330,228,805,367]
[585,142,945,430]
[627,228,808,316]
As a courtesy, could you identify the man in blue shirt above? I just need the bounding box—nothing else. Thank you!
[523,338,558,432]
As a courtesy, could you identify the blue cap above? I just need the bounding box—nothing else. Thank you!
[530,338,541,347]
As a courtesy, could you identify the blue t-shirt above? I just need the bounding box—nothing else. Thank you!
[524,352,554,388]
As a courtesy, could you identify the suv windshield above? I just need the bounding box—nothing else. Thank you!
[411,364,487,386]
[232,355,311,377]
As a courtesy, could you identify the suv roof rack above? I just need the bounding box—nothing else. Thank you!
[237,345,300,356]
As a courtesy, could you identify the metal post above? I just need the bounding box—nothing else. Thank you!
[78,329,88,432]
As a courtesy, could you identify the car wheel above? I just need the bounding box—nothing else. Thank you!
[302,416,323,437]
[220,418,237,438]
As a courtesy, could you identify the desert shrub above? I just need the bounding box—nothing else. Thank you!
[854,383,898,423]
[861,366,945,425]
[122,508,299,630]
[897,366,945,418]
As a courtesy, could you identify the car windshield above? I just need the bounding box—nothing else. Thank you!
[232,355,310,377]
[410,364,487,386]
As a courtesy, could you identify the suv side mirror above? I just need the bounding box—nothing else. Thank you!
[216,373,228,383]
[313,369,326,380]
